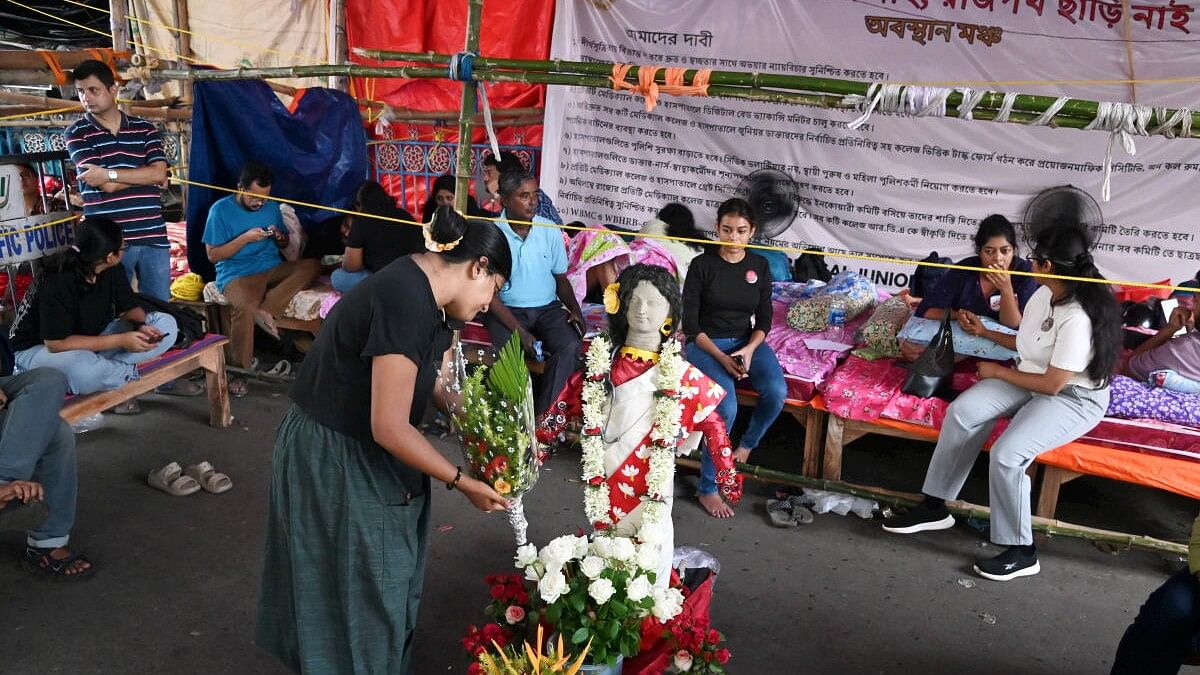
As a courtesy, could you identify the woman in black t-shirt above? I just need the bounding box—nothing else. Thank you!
[331,181,423,293]
[11,218,178,402]
[256,206,513,674]
[682,198,787,519]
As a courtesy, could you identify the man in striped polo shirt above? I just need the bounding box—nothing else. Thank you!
[64,60,202,400]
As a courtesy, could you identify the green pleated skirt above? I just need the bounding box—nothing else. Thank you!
[256,405,431,675]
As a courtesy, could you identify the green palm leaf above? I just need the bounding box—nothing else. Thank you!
[487,331,531,403]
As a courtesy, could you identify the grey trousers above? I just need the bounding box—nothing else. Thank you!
[921,377,1109,546]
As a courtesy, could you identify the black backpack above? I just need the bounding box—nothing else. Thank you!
[793,247,833,283]
[911,251,953,298]
[135,293,205,350]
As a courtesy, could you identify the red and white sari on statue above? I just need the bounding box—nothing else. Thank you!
[538,352,743,584]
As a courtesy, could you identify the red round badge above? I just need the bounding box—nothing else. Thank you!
[745,270,758,284]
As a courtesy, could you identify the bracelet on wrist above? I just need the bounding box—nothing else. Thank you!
[446,466,463,491]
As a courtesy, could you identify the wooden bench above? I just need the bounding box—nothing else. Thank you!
[59,333,233,428]
[735,391,824,477]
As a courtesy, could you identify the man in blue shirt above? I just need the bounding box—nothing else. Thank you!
[482,171,583,414]
[203,162,319,386]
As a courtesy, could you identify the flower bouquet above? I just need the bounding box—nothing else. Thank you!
[454,332,545,545]
[516,532,686,671]
[662,615,731,673]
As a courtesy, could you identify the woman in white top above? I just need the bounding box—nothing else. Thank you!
[882,221,1121,582]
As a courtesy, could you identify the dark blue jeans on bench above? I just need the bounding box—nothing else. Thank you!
[0,369,76,549]
[1112,569,1200,675]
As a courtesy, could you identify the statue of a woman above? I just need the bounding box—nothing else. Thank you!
[538,264,742,585]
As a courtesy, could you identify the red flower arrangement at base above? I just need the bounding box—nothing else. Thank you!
[662,614,731,673]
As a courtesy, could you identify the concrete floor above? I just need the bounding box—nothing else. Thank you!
[0,382,1193,674]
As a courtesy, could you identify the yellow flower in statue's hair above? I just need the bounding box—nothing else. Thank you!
[603,282,621,314]
[494,478,512,495]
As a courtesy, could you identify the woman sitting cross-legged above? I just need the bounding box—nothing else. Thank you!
[10,218,178,411]
[683,198,786,519]
[882,219,1121,581]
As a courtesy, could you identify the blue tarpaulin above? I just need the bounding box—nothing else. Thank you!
[185,81,366,280]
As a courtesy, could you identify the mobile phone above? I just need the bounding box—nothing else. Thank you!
[148,333,166,343]
[732,354,745,369]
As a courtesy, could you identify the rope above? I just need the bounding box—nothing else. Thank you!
[0,105,82,121]
[610,64,661,112]
[447,51,500,158]
[1024,95,1071,126]
[955,87,986,120]
[169,175,1195,294]
[992,92,1019,123]
[659,67,712,97]
[1084,101,1152,202]
[1150,106,1193,138]
[35,50,68,85]
[447,52,476,82]
[0,214,79,237]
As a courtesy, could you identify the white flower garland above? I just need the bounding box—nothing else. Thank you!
[581,334,686,531]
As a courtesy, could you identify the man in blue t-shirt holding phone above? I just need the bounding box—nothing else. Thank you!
[203,162,320,388]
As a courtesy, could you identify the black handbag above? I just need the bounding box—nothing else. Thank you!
[902,310,956,399]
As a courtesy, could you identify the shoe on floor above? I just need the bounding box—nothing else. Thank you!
[111,399,141,415]
[974,545,1041,581]
[155,379,204,397]
[882,501,955,534]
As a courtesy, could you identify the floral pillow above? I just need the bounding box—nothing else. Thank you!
[1107,375,1200,427]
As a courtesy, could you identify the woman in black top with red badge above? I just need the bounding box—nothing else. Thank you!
[683,198,787,519]
[256,206,511,674]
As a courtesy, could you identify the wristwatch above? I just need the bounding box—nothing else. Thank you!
[106,169,119,182]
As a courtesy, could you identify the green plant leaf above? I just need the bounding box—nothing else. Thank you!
[605,619,620,640]
[571,626,590,645]
[569,593,585,614]
[608,600,628,615]
[487,332,531,402]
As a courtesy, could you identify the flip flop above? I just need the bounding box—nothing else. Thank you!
[254,312,281,340]
[185,461,233,494]
[766,498,798,528]
[787,495,816,525]
[148,461,201,496]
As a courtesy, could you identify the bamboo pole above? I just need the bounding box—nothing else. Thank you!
[173,0,192,105]
[0,49,117,70]
[355,48,1200,138]
[675,458,1188,556]
[453,0,484,213]
[110,0,131,58]
[328,0,348,92]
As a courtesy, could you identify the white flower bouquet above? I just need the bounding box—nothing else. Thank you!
[514,530,685,668]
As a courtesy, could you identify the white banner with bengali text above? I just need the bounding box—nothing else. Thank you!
[541,0,1200,290]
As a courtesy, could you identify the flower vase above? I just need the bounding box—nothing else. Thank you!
[578,655,623,675]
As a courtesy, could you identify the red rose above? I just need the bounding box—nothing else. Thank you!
[716,648,731,664]
[707,629,721,644]
[587,476,605,486]
[468,663,483,675]
[490,584,506,600]
[504,605,527,625]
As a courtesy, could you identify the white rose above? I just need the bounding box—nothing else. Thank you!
[651,587,685,621]
[635,543,660,572]
[626,575,653,603]
[538,570,568,604]
[579,555,607,579]
[609,537,637,562]
[673,650,694,672]
[545,535,581,566]
[514,543,538,568]
[588,578,616,605]
[572,535,590,560]
[637,523,663,545]
[589,536,614,559]
[524,565,542,582]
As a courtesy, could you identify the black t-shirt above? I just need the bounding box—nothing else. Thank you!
[682,250,774,340]
[10,265,139,351]
[290,257,452,495]
[345,208,424,273]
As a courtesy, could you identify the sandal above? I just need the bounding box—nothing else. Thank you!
[787,494,816,525]
[264,359,293,378]
[155,378,205,397]
[111,399,142,415]
[766,498,799,528]
[148,461,202,496]
[230,378,249,398]
[185,461,233,494]
[22,545,96,581]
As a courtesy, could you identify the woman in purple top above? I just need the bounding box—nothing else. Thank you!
[916,215,1038,329]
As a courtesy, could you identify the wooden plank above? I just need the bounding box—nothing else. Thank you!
[199,342,233,428]
[1035,466,1083,519]
[823,413,845,480]
[61,340,230,426]
[801,406,825,478]
[275,316,323,335]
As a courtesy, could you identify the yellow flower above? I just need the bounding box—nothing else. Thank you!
[494,478,512,495]
[603,282,621,314]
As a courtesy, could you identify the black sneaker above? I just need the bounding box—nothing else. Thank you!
[974,546,1040,581]
[882,501,955,534]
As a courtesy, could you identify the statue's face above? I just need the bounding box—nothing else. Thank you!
[626,280,671,338]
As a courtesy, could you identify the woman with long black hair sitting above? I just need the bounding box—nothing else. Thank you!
[883,220,1121,581]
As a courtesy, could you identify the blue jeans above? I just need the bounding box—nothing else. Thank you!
[0,369,77,548]
[1112,569,1200,674]
[1150,369,1200,394]
[121,245,171,300]
[331,268,370,293]
[685,337,787,495]
[14,312,178,395]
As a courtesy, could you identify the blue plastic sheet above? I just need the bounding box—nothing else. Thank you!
[186,81,367,280]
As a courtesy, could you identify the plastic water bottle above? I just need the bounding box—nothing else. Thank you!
[828,297,847,341]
